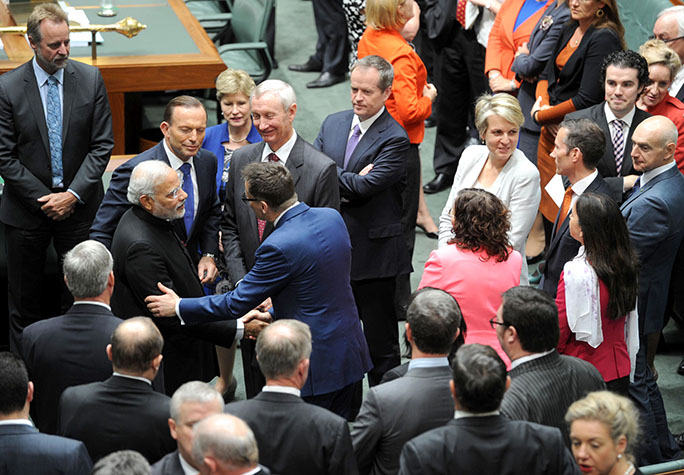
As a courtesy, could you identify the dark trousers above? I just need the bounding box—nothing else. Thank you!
[303,379,363,421]
[6,217,90,354]
[628,337,681,465]
[241,338,266,399]
[352,277,401,387]
[432,27,487,177]
[310,0,349,75]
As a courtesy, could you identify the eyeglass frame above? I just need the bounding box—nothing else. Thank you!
[241,192,260,203]
[648,34,684,43]
[489,316,511,330]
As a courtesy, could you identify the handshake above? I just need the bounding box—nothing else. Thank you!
[242,298,273,339]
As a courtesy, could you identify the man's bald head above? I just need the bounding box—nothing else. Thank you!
[631,116,678,173]
[110,317,163,374]
[192,414,259,474]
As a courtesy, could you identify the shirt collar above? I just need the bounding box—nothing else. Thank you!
[570,169,599,196]
[352,106,385,136]
[273,201,300,228]
[262,130,298,164]
[163,139,195,170]
[262,385,301,397]
[510,348,555,369]
[112,372,152,385]
[453,409,499,419]
[32,57,65,86]
[641,160,676,187]
[0,419,33,427]
[408,356,449,371]
[72,301,112,311]
[604,102,636,128]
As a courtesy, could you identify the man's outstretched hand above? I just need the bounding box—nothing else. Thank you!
[145,282,180,317]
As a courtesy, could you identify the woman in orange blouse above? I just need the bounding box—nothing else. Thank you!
[358,0,439,258]
[531,0,624,222]
[638,39,684,173]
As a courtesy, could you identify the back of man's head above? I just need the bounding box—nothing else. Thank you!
[110,317,163,374]
[63,240,113,299]
[192,414,259,474]
[406,288,462,354]
[242,162,297,212]
[91,450,151,475]
[501,286,559,352]
[451,344,507,413]
[558,118,606,171]
[0,352,29,416]
[255,320,312,381]
[170,381,224,422]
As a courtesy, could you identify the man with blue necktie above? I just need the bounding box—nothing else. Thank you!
[0,3,114,354]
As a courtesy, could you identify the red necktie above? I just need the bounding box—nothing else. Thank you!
[456,0,467,28]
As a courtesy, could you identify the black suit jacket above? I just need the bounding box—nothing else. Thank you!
[59,375,175,463]
[225,391,358,475]
[314,109,411,280]
[111,206,236,393]
[21,303,123,435]
[0,423,92,475]
[567,104,651,202]
[221,135,340,283]
[542,173,612,297]
[151,450,184,475]
[90,140,221,262]
[399,416,580,474]
[0,59,113,229]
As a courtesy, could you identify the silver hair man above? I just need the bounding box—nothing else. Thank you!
[251,79,297,110]
[192,414,259,474]
[126,160,179,206]
[255,319,312,379]
[63,240,113,298]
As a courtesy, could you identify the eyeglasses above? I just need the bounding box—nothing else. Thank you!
[489,317,511,330]
[166,186,183,199]
[241,192,259,203]
[648,34,684,43]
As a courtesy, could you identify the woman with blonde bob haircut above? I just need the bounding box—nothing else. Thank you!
[203,68,262,200]
[566,391,643,475]
[638,39,684,172]
[438,94,540,284]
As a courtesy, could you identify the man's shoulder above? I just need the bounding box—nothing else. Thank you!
[295,135,335,165]
[151,450,181,475]
[0,60,32,85]
[232,142,265,163]
[567,103,603,120]
[0,426,87,453]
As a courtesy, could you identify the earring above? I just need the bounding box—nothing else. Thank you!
[595,8,604,18]
[617,454,623,460]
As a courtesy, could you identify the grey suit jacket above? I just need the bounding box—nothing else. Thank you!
[567,103,651,203]
[221,134,340,282]
[151,450,184,475]
[351,365,454,475]
[500,351,605,446]
[0,59,113,229]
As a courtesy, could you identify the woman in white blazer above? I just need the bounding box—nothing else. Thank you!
[438,94,541,284]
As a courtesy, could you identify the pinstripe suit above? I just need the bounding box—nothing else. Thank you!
[500,351,605,446]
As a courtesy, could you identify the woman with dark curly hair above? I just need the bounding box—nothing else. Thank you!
[420,189,522,366]
[556,193,639,395]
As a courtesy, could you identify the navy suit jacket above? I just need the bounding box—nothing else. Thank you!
[21,303,124,435]
[180,203,372,396]
[621,165,684,334]
[90,141,221,261]
[542,173,612,297]
[567,104,651,203]
[0,423,92,475]
[314,109,411,280]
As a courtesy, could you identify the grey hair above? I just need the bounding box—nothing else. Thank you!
[63,240,113,298]
[127,160,176,205]
[170,381,224,422]
[351,55,394,90]
[252,79,297,111]
[658,6,684,36]
[91,450,151,475]
[192,414,259,470]
[255,320,312,379]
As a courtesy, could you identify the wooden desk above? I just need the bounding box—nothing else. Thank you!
[0,0,225,154]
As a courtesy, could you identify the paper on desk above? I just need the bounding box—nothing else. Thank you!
[545,174,565,207]
[59,2,104,46]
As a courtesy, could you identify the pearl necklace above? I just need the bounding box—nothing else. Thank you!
[623,462,634,475]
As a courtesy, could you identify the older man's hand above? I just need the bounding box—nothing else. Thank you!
[145,282,180,317]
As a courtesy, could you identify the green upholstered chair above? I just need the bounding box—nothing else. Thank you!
[621,0,674,49]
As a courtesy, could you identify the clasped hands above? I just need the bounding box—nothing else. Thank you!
[37,191,77,221]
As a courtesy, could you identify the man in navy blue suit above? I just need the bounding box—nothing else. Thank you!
[0,352,92,474]
[314,55,411,385]
[147,163,372,419]
[621,116,684,464]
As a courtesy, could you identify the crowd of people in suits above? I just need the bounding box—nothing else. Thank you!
[4,0,684,474]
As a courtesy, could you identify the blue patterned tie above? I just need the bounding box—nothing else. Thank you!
[179,162,194,236]
[46,75,63,187]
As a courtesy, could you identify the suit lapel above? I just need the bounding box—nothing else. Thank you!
[186,149,212,240]
[61,64,76,145]
[331,113,352,168]
[285,136,304,189]
[595,107,619,177]
[621,167,675,210]
[347,111,387,172]
[24,64,51,159]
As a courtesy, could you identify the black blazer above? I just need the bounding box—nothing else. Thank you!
[314,108,412,280]
[543,23,622,112]
[567,104,651,202]
[221,135,340,283]
[59,375,176,464]
[0,59,113,229]
[225,391,358,475]
[399,416,579,474]
[542,173,612,297]
[90,140,221,262]
[0,423,92,475]
[151,450,184,475]
[21,303,123,435]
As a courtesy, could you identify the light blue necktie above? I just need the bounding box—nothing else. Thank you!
[179,162,195,236]
[46,75,63,187]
